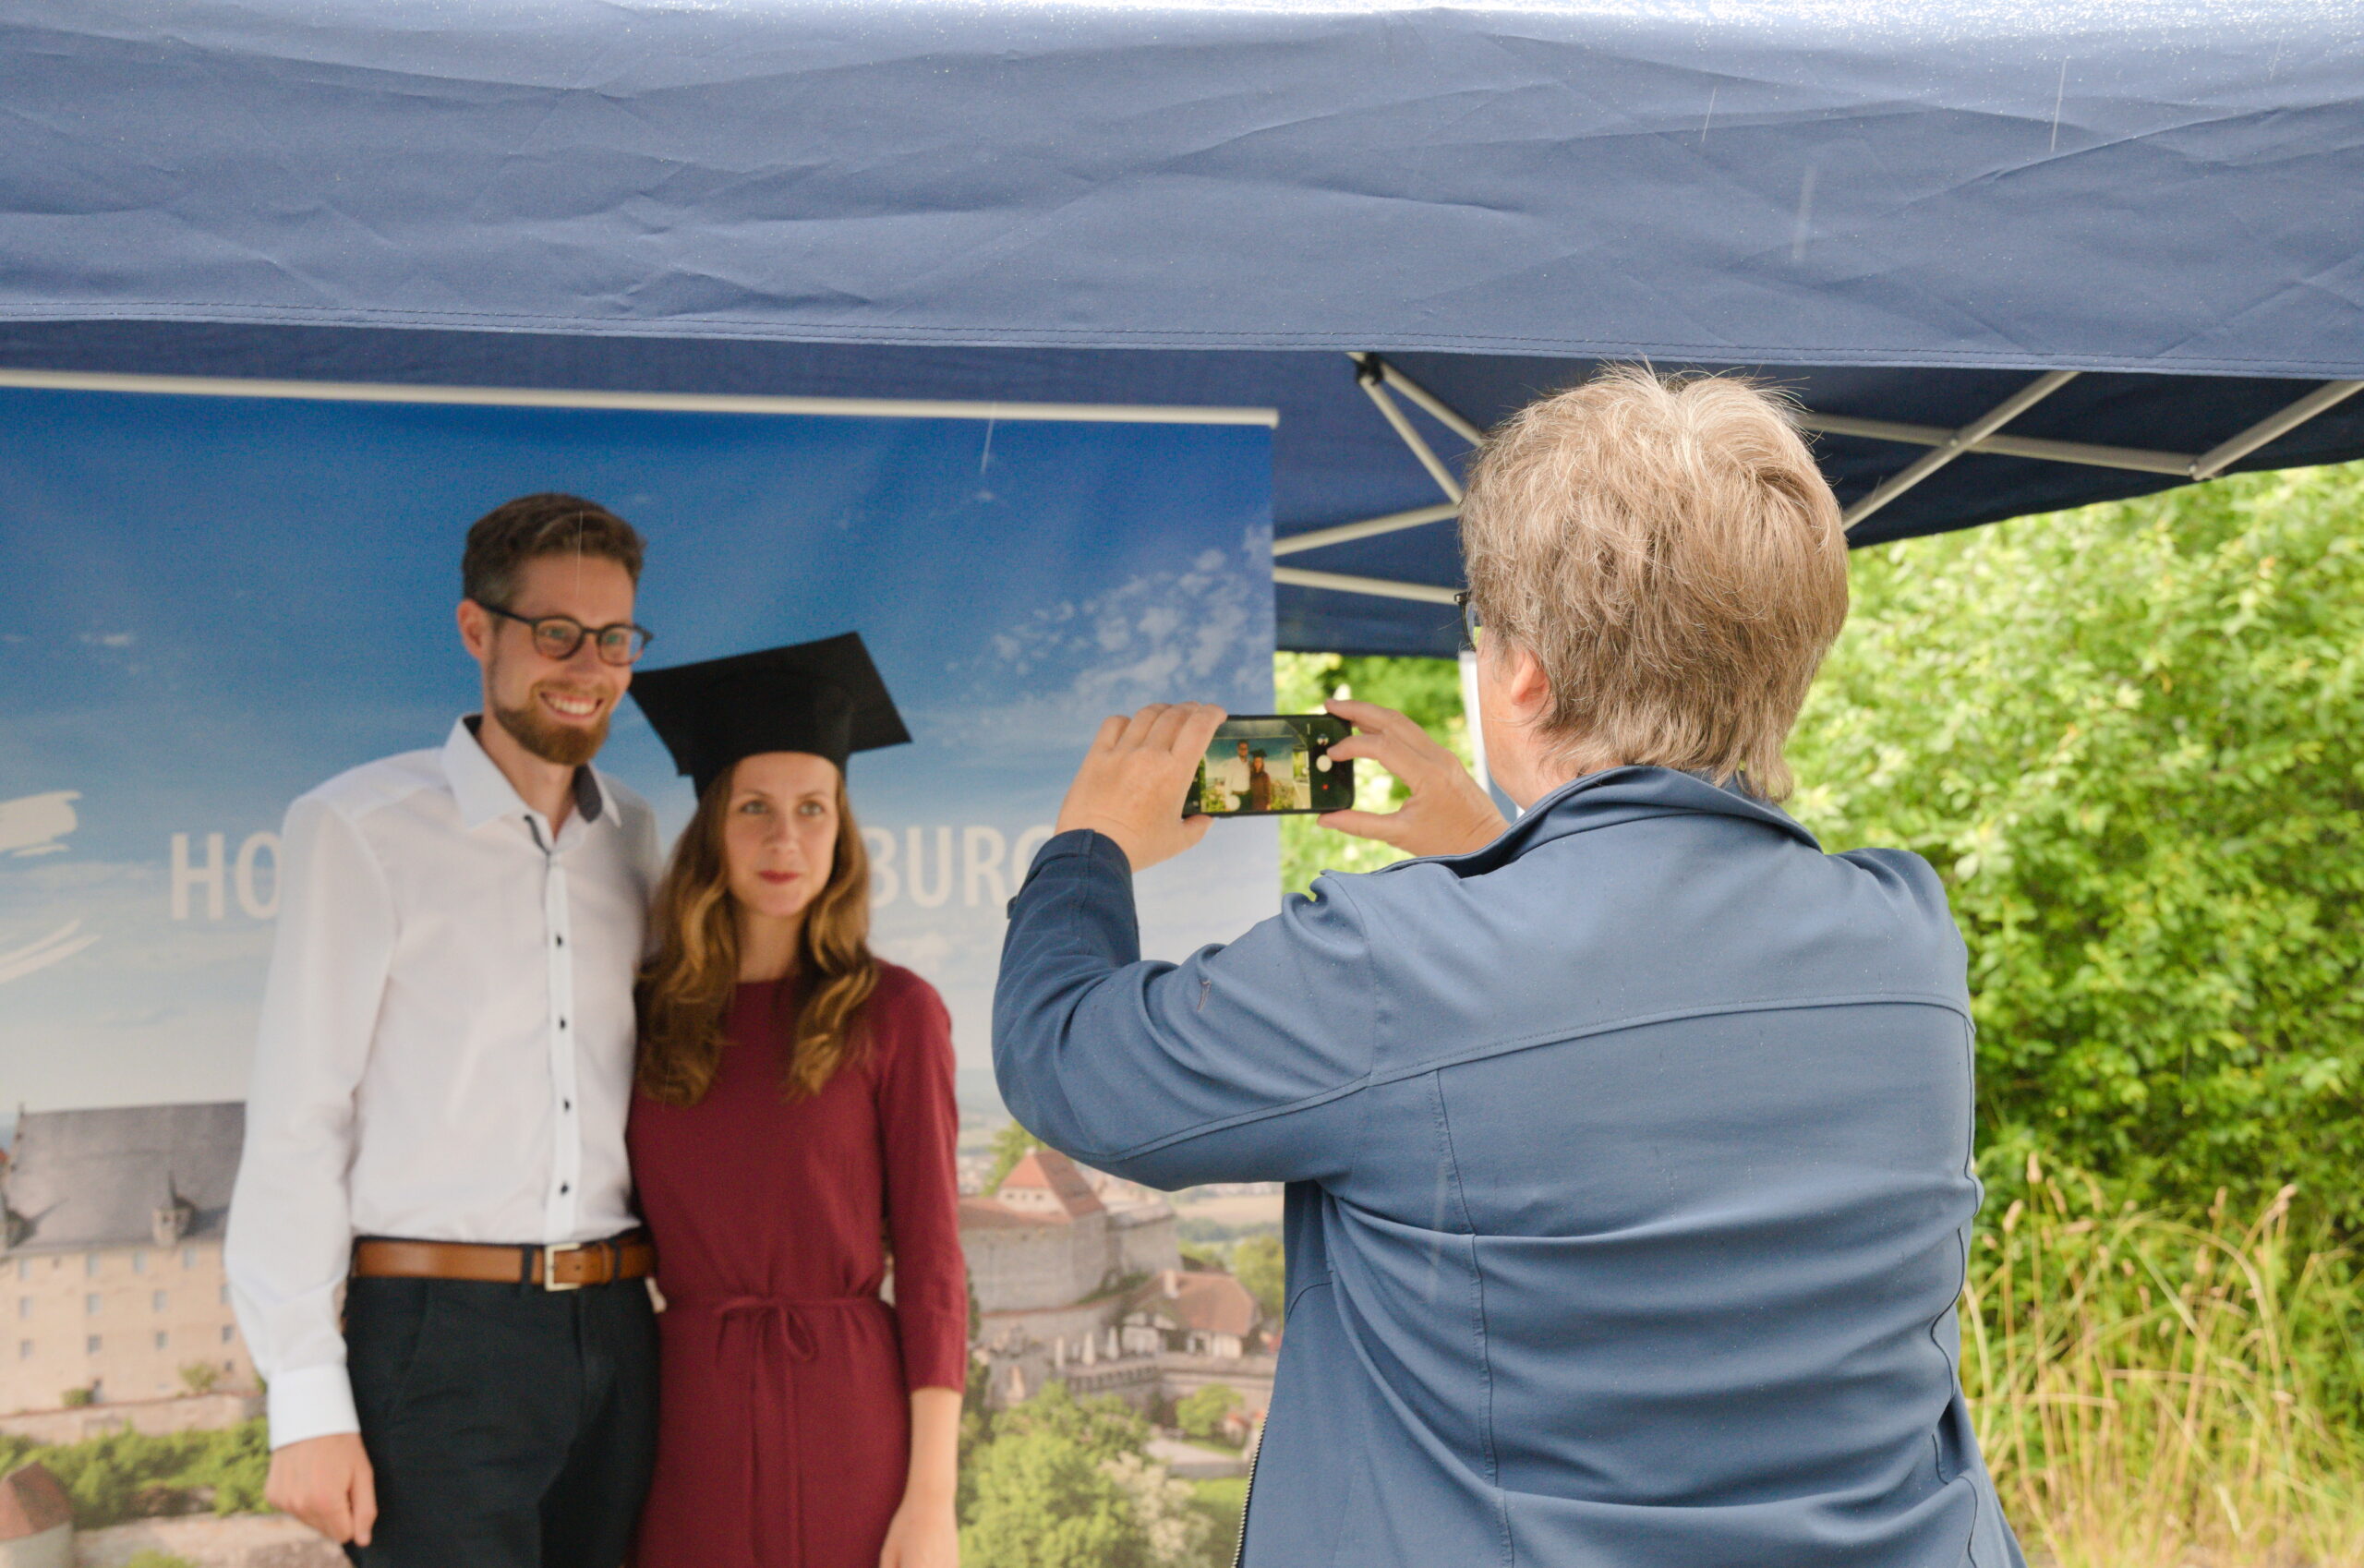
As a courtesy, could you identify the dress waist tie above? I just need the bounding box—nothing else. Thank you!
[672,1294,885,1566]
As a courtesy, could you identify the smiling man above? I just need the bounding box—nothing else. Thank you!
[226,494,664,1567]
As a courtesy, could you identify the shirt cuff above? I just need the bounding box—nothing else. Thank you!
[266,1362,360,1449]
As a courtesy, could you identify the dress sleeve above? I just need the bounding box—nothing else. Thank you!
[875,974,970,1393]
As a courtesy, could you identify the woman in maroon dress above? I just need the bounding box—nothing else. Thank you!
[625,636,965,1568]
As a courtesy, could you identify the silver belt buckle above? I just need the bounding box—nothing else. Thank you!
[541,1240,585,1291]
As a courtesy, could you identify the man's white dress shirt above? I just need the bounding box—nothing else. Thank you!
[1207,754,1253,811]
[226,718,658,1448]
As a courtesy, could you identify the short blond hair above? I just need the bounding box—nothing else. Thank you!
[1459,368,1847,802]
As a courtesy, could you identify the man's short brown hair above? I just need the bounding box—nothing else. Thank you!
[462,493,645,610]
[1459,368,1847,802]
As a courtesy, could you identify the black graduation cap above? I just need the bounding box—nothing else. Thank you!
[629,632,912,797]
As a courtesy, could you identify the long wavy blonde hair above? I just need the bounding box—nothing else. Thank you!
[635,764,879,1104]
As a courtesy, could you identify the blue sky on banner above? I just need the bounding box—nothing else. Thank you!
[0,388,1275,1113]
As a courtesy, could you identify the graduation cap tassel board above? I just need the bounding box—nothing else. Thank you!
[630,633,913,798]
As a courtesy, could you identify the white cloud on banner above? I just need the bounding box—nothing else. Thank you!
[1,790,80,858]
[933,543,1269,756]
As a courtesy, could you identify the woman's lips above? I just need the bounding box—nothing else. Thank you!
[758,871,800,885]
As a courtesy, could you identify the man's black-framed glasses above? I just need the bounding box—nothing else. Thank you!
[479,603,654,666]
[1453,590,1485,653]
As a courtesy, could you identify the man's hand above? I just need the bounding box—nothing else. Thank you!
[265,1431,377,1546]
[1054,703,1226,872]
[1320,698,1509,858]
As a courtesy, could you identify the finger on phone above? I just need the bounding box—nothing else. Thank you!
[1318,808,1412,848]
[1324,731,1416,779]
[1141,702,1197,754]
[1324,697,1407,731]
[1121,704,1175,747]
[1179,703,1226,753]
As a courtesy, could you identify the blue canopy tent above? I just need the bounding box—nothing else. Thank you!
[4,0,2360,657]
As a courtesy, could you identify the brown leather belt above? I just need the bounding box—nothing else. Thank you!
[351,1232,656,1292]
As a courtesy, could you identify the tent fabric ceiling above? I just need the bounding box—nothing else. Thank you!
[4,0,2360,657]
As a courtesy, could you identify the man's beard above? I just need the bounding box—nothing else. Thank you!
[492,682,611,767]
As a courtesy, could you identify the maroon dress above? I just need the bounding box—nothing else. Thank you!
[627,964,968,1568]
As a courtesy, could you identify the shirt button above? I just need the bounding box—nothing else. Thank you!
[559,1019,568,1030]
[563,1100,573,1112]
[560,1184,571,1195]
[555,935,565,947]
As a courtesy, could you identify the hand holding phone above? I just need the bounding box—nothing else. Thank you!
[1182,714,1357,817]
[1318,698,1507,856]
[1053,703,1227,872]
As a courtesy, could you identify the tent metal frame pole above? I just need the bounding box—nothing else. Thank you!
[0,368,1281,426]
[1273,501,1462,558]
[1354,366,1465,504]
[1842,370,2079,533]
[1273,566,1461,605]
[1355,354,1490,448]
[2189,380,2364,479]
[1798,412,2193,476]
[1282,366,2364,611]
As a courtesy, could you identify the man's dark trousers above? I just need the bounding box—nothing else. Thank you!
[344,1273,657,1568]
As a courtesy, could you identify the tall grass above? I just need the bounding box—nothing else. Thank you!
[1961,1158,2364,1567]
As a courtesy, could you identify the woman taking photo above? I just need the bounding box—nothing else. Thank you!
[625,633,965,1568]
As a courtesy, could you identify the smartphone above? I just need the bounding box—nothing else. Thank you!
[1183,714,1355,817]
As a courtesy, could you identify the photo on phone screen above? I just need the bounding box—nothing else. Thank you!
[1183,714,1355,817]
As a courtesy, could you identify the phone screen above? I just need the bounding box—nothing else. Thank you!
[1183,714,1355,817]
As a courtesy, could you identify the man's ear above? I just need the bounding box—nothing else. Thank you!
[456,599,494,666]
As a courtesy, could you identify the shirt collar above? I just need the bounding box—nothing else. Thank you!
[1402,764,1821,878]
[442,717,612,833]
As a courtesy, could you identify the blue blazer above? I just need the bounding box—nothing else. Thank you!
[995,766,2024,1568]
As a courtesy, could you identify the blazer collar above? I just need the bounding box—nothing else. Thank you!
[1412,765,1820,878]
[441,716,613,833]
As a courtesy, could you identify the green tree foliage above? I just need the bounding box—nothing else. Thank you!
[985,1120,1043,1192]
[989,1381,1152,1465]
[960,1428,1152,1568]
[1175,1384,1242,1441]
[0,1420,271,1527]
[1785,464,2364,1229]
[1228,1233,1286,1321]
[1274,652,1476,894]
[959,1381,1241,1568]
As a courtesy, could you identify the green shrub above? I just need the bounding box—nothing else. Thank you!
[960,1428,1152,1568]
[1174,1385,1240,1441]
[0,1419,271,1527]
[1791,464,2364,1232]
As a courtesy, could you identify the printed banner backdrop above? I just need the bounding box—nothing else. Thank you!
[0,384,1277,1118]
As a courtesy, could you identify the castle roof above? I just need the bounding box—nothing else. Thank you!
[995,1148,1104,1218]
[0,1462,72,1540]
[1131,1268,1260,1339]
[1,1102,244,1255]
[957,1196,1065,1230]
